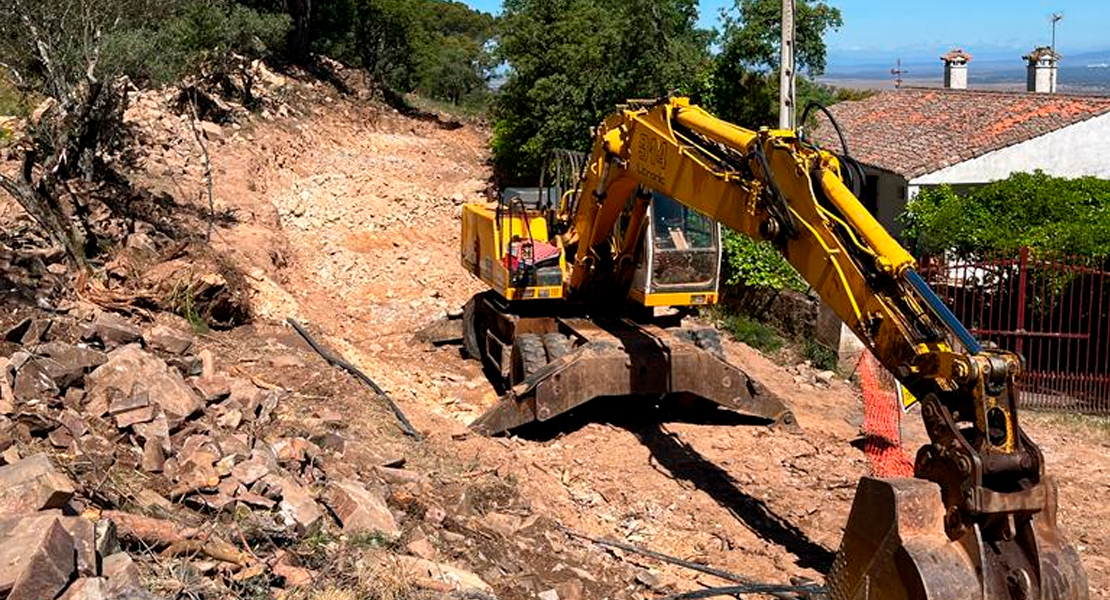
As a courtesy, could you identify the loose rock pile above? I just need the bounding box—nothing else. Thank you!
[0,309,497,599]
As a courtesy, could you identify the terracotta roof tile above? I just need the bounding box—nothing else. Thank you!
[808,87,1110,179]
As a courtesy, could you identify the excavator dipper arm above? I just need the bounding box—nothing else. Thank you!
[563,98,1087,600]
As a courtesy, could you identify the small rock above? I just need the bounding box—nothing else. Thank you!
[94,519,120,558]
[198,349,216,378]
[57,577,109,600]
[198,121,224,141]
[58,517,96,577]
[538,589,560,600]
[323,479,399,538]
[12,359,61,401]
[273,562,314,588]
[5,318,53,345]
[216,408,242,429]
[86,346,202,428]
[31,342,107,381]
[816,370,836,385]
[101,552,141,594]
[389,555,493,595]
[556,580,584,600]
[81,313,141,349]
[0,446,20,466]
[230,458,270,486]
[191,375,232,402]
[271,437,318,463]
[0,454,76,516]
[0,514,76,600]
[374,466,426,487]
[143,325,194,355]
[270,476,324,536]
[141,439,165,473]
[405,537,437,560]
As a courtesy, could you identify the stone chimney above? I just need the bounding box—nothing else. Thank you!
[1024,46,1060,93]
[941,49,972,89]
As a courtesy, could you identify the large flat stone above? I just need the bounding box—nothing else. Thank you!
[0,453,76,516]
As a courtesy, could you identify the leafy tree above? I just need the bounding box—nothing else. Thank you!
[492,0,712,182]
[705,0,842,127]
[104,1,291,101]
[717,0,842,76]
[901,171,1110,258]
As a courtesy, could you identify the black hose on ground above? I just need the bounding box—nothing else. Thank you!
[559,526,822,600]
[287,318,422,440]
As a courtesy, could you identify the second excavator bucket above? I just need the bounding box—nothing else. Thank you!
[829,477,1088,600]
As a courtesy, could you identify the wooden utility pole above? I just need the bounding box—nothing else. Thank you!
[779,0,796,129]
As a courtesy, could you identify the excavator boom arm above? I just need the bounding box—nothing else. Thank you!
[563,97,1087,600]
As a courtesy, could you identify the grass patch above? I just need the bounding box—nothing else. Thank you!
[0,77,29,117]
[804,339,838,372]
[405,93,487,121]
[1027,411,1110,442]
[711,309,785,354]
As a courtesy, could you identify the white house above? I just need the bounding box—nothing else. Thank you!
[812,47,1110,237]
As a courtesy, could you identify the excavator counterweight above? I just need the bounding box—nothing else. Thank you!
[456,97,1088,599]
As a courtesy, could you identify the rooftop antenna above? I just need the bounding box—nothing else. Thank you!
[891,58,908,89]
[1050,12,1064,53]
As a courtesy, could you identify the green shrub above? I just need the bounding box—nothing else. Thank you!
[101,1,292,87]
[901,171,1110,258]
[722,229,806,291]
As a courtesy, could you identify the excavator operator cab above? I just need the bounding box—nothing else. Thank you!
[629,192,722,307]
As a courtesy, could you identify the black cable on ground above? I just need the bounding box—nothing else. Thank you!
[287,318,422,440]
[559,526,817,600]
[658,583,826,600]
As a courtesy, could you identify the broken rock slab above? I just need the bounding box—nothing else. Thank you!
[323,479,399,538]
[0,453,75,516]
[85,345,202,428]
[81,312,142,349]
[268,475,324,536]
[0,513,76,600]
[32,342,108,380]
[142,325,194,355]
[386,554,494,595]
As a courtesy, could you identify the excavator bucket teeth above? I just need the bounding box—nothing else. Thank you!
[830,477,1088,600]
[470,328,799,436]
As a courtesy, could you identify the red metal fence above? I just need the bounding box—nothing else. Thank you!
[919,248,1110,414]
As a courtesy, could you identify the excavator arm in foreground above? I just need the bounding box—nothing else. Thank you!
[562,97,1088,600]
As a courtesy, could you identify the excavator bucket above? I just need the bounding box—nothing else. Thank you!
[829,477,1088,600]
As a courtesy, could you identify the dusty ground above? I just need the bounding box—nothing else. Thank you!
[4,72,1107,598]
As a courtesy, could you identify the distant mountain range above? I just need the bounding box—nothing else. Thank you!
[823,48,1110,94]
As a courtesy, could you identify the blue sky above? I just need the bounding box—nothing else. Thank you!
[459,0,1108,66]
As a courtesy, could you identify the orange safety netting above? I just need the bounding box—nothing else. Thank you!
[858,352,915,478]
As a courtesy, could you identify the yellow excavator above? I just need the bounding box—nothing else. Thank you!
[457,97,1088,599]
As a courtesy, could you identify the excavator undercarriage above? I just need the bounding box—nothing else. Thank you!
[462,291,798,435]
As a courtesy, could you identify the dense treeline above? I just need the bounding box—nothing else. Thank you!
[492,0,846,182]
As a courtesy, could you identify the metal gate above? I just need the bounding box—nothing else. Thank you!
[919,248,1110,413]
